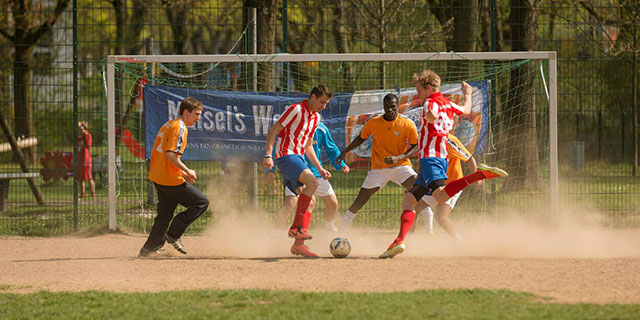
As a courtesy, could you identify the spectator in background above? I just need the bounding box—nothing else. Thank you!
[78,121,95,197]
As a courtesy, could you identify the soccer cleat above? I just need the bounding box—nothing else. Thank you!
[378,242,405,259]
[428,230,436,237]
[138,247,157,258]
[477,164,508,180]
[164,234,187,254]
[290,244,319,258]
[288,227,313,240]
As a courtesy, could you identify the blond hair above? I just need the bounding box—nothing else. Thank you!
[412,70,441,90]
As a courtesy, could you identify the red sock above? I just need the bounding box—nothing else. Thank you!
[393,210,416,244]
[302,211,312,233]
[291,193,312,229]
[443,171,485,197]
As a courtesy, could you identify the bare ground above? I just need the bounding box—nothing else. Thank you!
[2,217,639,304]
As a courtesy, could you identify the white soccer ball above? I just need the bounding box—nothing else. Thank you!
[329,237,351,258]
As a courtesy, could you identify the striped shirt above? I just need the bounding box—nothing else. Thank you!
[148,118,188,186]
[418,92,464,159]
[275,100,319,158]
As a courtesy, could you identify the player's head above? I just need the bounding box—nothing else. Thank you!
[413,70,441,99]
[383,93,399,120]
[179,97,203,126]
[308,84,333,112]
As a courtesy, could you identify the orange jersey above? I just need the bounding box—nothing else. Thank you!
[446,134,473,183]
[148,118,188,186]
[360,115,418,170]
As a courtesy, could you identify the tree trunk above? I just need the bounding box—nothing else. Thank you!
[503,0,543,191]
[332,0,353,89]
[447,0,478,81]
[13,45,36,163]
[256,0,277,92]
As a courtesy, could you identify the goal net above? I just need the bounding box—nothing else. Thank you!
[105,52,557,232]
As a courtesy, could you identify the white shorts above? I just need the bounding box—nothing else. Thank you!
[421,190,462,209]
[361,165,417,190]
[285,177,335,197]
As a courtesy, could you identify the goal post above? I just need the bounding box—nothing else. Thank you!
[105,51,557,231]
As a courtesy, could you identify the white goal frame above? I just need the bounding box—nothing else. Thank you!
[106,51,558,230]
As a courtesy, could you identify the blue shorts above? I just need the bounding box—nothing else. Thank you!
[416,157,449,189]
[275,154,309,195]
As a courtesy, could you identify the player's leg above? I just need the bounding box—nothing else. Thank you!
[275,189,298,229]
[288,169,321,257]
[434,164,508,203]
[79,180,86,197]
[340,168,393,228]
[315,178,338,231]
[380,158,445,259]
[140,183,179,256]
[415,199,435,235]
[166,183,210,254]
[89,178,96,197]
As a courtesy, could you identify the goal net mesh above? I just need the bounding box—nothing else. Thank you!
[106,56,550,232]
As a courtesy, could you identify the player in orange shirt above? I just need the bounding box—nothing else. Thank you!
[415,134,481,242]
[336,93,418,228]
[139,97,210,257]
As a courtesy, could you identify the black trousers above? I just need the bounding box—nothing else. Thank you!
[142,182,209,251]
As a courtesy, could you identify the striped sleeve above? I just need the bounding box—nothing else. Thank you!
[278,104,301,128]
[446,134,472,161]
[450,101,464,115]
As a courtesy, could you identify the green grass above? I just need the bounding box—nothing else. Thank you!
[0,289,638,319]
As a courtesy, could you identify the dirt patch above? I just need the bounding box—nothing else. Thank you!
[1,220,639,304]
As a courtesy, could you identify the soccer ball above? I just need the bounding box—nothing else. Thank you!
[329,237,351,258]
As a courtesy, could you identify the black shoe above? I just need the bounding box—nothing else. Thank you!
[164,234,187,254]
[138,247,157,258]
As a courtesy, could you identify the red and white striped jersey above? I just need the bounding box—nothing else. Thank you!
[418,92,464,159]
[275,100,319,158]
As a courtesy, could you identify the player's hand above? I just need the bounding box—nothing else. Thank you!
[266,171,275,182]
[263,156,274,170]
[461,81,472,96]
[319,168,332,180]
[336,153,346,166]
[184,168,197,183]
[341,165,350,174]
[384,155,401,165]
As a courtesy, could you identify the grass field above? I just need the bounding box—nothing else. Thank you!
[1,289,639,319]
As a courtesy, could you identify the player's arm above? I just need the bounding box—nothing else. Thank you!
[305,133,331,180]
[322,128,349,173]
[384,143,418,165]
[336,135,365,165]
[460,81,473,115]
[264,122,284,170]
[165,151,196,183]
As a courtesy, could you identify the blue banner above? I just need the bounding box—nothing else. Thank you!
[143,81,490,162]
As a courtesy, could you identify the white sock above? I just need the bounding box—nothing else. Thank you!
[342,209,357,224]
[421,207,434,233]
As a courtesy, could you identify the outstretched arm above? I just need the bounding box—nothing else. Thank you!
[460,82,473,115]
[305,133,331,179]
[336,136,366,165]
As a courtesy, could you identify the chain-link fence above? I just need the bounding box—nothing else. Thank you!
[0,1,638,235]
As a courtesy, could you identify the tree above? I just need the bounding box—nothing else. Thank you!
[0,0,71,163]
[502,0,544,190]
